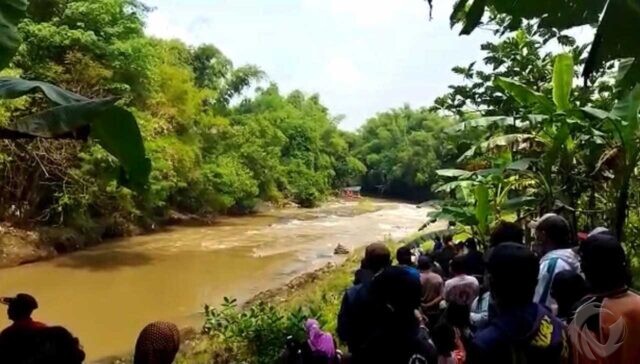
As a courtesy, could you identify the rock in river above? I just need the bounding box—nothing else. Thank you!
[334,244,350,255]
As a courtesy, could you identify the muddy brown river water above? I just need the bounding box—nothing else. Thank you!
[0,200,430,362]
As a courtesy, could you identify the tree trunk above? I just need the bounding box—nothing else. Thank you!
[614,173,631,241]
[588,187,597,230]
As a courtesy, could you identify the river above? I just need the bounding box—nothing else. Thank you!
[0,199,430,362]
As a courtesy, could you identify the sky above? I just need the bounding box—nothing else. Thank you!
[143,0,495,130]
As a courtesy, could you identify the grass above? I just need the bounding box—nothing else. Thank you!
[174,239,403,364]
[276,255,360,334]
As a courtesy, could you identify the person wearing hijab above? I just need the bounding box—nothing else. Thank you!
[304,319,336,362]
[134,321,180,364]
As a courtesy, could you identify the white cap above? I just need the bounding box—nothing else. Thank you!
[528,213,564,230]
[588,227,610,237]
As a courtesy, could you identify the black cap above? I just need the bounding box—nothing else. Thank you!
[2,293,38,312]
[487,243,539,280]
[487,243,539,306]
[580,233,625,266]
[580,233,629,291]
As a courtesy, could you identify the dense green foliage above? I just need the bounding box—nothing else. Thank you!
[355,106,455,200]
[2,0,640,249]
[0,0,150,190]
[0,0,365,234]
[443,0,640,85]
[202,298,322,364]
[426,18,640,252]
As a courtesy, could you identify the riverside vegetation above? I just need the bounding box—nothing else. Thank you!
[172,1,640,362]
[1,0,456,263]
[173,240,402,364]
[3,2,640,258]
[3,0,640,362]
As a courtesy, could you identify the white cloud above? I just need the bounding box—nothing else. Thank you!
[145,11,193,42]
[143,0,494,130]
[325,56,363,89]
[302,0,425,27]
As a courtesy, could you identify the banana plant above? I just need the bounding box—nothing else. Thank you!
[0,0,150,188]
[434,53,611,236]
[430,153,539,244]
[447,0,640,87]
[583,85,640,240]
[449,54,571,206]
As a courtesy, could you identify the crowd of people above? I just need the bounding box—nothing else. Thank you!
[337,213,640,364]
[1,212,639,364]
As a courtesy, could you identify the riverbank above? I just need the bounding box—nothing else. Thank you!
[160,233,441,364]
[121,242,374,364]
[2,199,424,361]
[0,198,374,269]
[0,210,219,269]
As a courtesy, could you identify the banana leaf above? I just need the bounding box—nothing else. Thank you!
[0,1,27,71]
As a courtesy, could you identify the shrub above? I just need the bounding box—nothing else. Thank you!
[202,297,322,364]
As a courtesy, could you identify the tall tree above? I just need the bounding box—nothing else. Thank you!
[356,105,453,200]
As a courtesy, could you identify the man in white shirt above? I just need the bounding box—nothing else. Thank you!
[530,213,581,310]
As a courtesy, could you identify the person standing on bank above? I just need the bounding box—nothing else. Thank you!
[468,243,569,364]
[530,213,581,310]
[338,243,392,356]
[0,293,48,363]
[570,233,640,364]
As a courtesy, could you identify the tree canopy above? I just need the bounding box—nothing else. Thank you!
[3,0,640,260]
[355,106,454,200]
[442,0,640,85]
[0,0,364,232]
[425,11,640,246]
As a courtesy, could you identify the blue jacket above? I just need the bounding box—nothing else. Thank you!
[337,280,374,354]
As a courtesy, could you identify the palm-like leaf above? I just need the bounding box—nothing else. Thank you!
[436,180,479,193]
[552,53,574,112]
[505,158,535,171]
[475,184,490,235]
[494,77,554,113]
[447,116,514,132]
[458,133,543,162]
[448,0,640,84]
[0,0,27,71]
[436,169,472,178]
[0,77,151,187]
[501,195,538,210]
[12,98,116,137]
[429,206,479,226]
[582,106,611,120]
[0,78,88,104]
